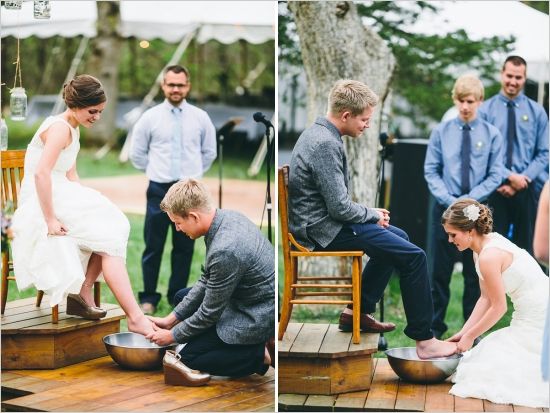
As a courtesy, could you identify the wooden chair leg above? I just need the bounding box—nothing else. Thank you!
[93,281,101,307]
[52,304,59,323]
[278,258,297,340]
[1,252,9,315]
[36,290,44,307]
[351,256,361,344]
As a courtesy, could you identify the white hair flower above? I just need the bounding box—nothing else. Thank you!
[463,204,480,221]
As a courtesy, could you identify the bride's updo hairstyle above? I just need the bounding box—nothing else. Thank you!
[63,75,106,109]
[442,199,493,235]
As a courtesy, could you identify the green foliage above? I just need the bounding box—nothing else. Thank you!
[1,35,275,113]
[278,1,514,130]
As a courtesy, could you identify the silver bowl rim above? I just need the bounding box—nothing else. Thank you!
[385,346,463,361]
[103,332,175,350]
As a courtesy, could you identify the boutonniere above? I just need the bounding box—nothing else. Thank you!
[475,141,483,150]
[522,115,529,122]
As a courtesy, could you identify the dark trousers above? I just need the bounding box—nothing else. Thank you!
[139,181,195,307]
[318,223,434,341]
[489,186,539,256]
[175,288,266,377]
[430,203,480,338]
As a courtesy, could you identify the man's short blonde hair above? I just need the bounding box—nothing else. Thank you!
[160,179,214,218]
[452,74,484,101]
[328,79,379,116]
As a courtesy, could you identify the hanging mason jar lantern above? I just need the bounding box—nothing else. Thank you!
[33,0,51,19]
[4,1,22,10]
[10,87,27,121]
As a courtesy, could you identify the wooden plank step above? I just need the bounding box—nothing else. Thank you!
[303,394,336,411]
[394,380,426,412]
[278,322,302,354]
[363,358,397,411]
[278,394,307,411]
[287,323,328,357]
[423,381,454,412]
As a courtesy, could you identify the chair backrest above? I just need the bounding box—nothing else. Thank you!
[1,150,26,211]
[278,166,292,276]
[278,165,311,271]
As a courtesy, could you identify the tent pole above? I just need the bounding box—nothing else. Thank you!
[51,36,89,116]
[117,26,200,162]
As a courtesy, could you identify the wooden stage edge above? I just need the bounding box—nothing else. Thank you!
[279,358,549,413]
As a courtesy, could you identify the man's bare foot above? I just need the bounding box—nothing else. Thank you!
[128,316,155,336]
[416,338,457,359]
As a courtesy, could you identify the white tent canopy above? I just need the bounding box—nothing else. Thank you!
[403,0,549,83]
[0,1,275,44]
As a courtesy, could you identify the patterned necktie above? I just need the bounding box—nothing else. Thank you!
[506,101,516,169]
[171,107,182,181]
[461,124,471,194]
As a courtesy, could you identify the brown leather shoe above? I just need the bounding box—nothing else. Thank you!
[338,312,396,333]
[66,294,107,320]
[163,350,211,386]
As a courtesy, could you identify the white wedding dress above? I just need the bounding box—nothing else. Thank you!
[450,232,549,408]
[11,116,130,306]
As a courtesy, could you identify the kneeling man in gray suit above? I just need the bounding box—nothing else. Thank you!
[146,179,275,377]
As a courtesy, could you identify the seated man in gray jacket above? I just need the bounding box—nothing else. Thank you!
[289,79,456,358]
[146,179,275,377]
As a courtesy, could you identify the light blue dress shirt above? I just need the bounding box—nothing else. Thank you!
[478,92,549,194]
[130,99,217,183]
[424,117,505,207]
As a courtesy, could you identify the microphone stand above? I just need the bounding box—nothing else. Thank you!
[264,124,275,243]
[377,136,389,351]
[216,118,242,209]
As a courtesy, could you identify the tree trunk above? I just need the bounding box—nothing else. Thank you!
[288,1,395,280]
[86,1,122,144]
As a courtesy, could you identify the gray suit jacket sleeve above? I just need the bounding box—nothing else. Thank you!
[171,249,242,343]
[312,140,380,223]
[171,276,207,323]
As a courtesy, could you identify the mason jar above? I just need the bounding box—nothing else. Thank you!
[10,87,27,121]
[33,0,51,19]
[4,1,22,10]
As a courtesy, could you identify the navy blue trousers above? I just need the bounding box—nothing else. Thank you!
[489,186,539,256]
[318,223,434,341]
[429,203,480,338]
[138,181,195,307]
[174,288,267,377]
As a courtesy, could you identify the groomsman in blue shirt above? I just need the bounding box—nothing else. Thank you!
[424,74,505,339]
[130,65,217,313]
[478,56,549,256]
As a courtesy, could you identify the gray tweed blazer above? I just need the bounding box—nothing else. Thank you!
[289,117,380,250]
[171,209,275,345]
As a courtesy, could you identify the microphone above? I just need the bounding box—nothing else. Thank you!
[253,112,273,128]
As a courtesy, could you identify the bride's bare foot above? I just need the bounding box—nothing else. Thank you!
[127,315,155,336]
[416,338,457,359]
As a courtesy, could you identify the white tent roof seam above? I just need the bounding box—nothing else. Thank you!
[1,1,276,44]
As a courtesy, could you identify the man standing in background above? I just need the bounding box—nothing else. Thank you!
[478,56,548,256]
[131,65,217,314]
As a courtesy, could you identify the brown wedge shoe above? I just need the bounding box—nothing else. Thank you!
[163,350,211,386]
[66,294,107,320]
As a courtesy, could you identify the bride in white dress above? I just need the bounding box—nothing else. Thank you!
[11,75,153,336]
[441,199,549,408]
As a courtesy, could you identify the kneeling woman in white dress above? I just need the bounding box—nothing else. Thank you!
[442,199,548,408]
[11,75,153,336]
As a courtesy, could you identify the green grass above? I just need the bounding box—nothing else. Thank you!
[278,241,514,355]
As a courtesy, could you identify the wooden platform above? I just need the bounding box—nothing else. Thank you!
[279,323,379,395]
[279,358,549,412]
[1,356,275,412]
[1,297,125,369]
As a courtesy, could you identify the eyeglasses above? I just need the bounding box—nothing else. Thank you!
[165,83,188,89]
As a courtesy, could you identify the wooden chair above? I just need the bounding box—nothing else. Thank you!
[278,165,363,344]
[1,149,100,323]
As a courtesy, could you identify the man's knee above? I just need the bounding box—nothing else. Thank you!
[389,225,409,241]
